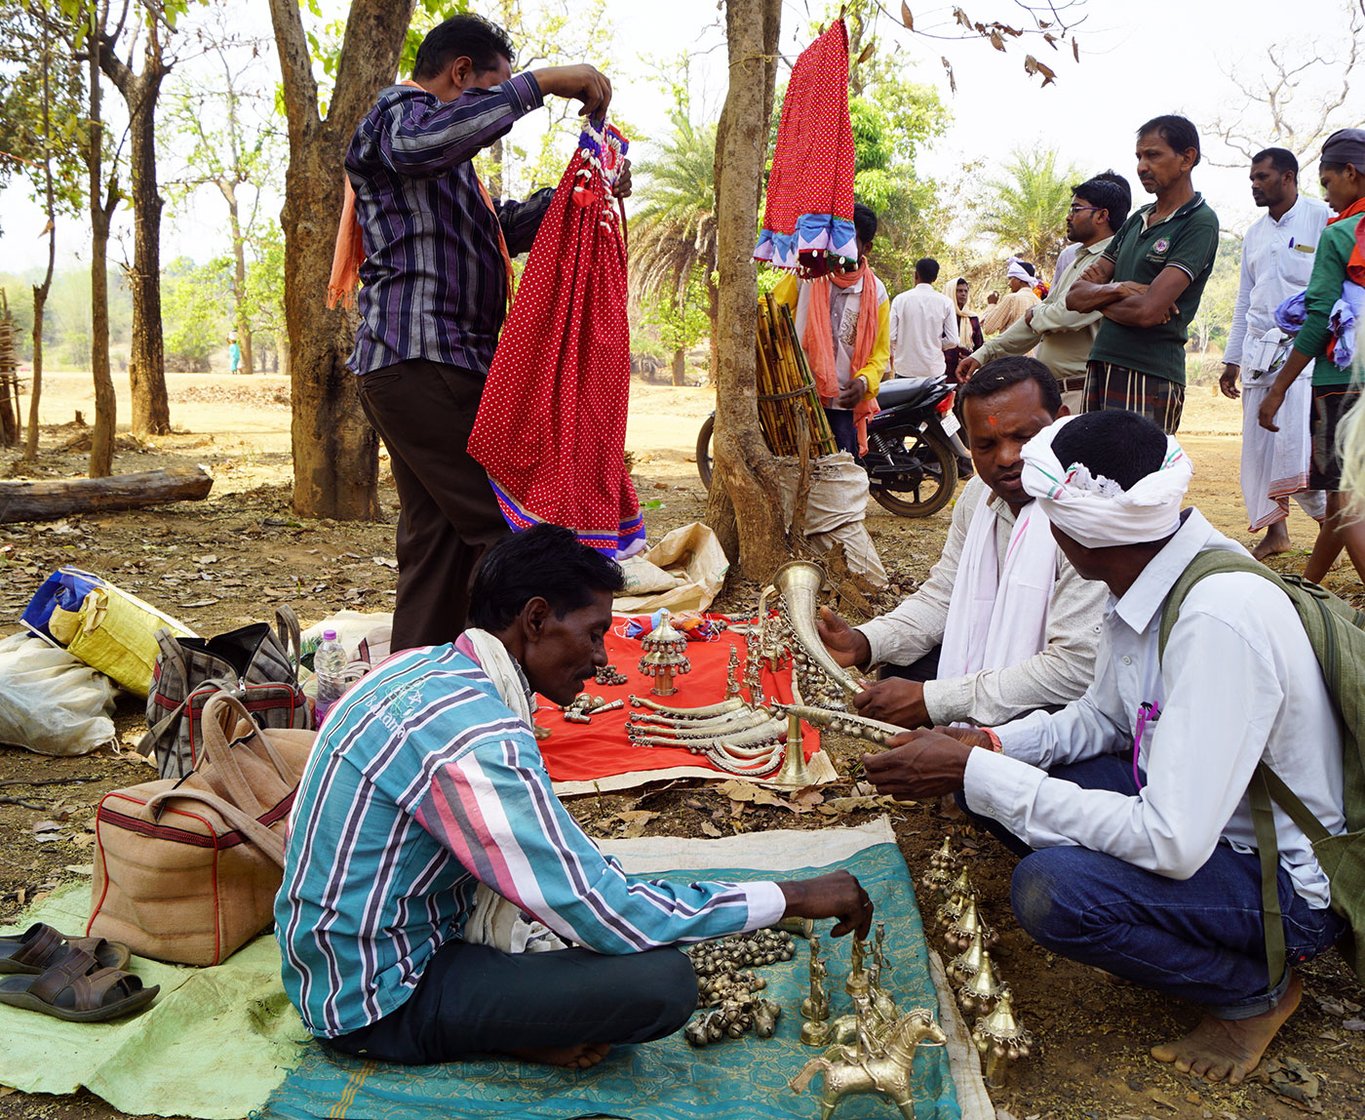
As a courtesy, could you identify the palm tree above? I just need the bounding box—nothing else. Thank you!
[632,113,720,383]
[976,148,1079,277]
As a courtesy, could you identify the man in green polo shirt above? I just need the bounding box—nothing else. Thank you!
[1257,127,1365,588]
[1066,115,1220,433]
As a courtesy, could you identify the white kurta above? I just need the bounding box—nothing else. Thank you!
[888,283,957,378]
[1227,197,1331,528]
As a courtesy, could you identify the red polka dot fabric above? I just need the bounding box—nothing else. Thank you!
[754,19,857,273]
[470,122,645,556]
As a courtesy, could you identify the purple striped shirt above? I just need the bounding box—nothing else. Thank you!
[346,74,553,375]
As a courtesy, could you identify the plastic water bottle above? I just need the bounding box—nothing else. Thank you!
[313,629,347,724]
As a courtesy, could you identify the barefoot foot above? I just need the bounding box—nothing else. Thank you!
[1150,971,1301,1084]
[1251,524,1292,561]
[506,1041,611,1070]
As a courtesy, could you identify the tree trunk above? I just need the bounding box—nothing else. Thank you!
[24,9,57,464]
[705,0,789,580]
[224,184,254,375]
[101,12,171,437]
[268,0,415,521]
[671,347,686,386]
[86,19,116,479]
[707,274,720,384]
[0,465,213,524]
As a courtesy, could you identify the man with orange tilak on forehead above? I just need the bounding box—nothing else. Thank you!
[818,358,1106,731]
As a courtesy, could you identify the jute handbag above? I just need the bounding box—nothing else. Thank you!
[142,606,311,780]
[89,692,316,966]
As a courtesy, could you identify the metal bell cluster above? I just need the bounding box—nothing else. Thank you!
[922,834,1034,1087]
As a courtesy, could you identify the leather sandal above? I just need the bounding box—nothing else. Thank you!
[0,946,158,1022]
[0,922,131,976]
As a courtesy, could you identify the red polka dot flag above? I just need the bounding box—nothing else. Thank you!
[470,121,645,556]
[754,19,858,275]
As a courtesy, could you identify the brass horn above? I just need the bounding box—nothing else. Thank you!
[772,560,863,697]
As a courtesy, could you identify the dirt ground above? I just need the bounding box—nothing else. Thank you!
[1,371,1362,1120]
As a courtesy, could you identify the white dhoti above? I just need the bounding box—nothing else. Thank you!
[1239,331,1327,531]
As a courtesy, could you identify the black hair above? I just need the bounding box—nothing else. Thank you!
[467,524,625,631]
[1252,147,1298,179]
[1137,114,1201,167]
[1050,410,1167,490]
[853,202,878,246]
[1015,260,1036,277]
[1071,170,1131,230]
[413,13,515,79]
[958,355,1062,416]
[915,257,941,283]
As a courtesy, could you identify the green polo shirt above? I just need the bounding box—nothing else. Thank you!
[1290,211,1361,387]
[1088,193,1221,385]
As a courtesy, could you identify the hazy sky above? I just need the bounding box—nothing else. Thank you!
[0,0,1359,276]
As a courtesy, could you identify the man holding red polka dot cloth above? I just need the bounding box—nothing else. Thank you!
[338,13,631,651]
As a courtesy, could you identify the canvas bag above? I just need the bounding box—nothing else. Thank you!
[143,606,311,779]
[1159,550,1365,983]
[89,692,316,966]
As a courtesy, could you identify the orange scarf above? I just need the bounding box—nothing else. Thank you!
[802,260,881,454]
[1328,195,1365,287]
[326,81,516,312]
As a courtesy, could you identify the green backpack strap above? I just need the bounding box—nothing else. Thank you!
[1157,550,1325,993]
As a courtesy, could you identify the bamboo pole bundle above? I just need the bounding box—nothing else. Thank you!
[752,294,838,458]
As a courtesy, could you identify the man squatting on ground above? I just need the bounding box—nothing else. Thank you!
[1218,146,1328,560]
[344,14,628,652]
[818,357,1107,730]
[277,525,873,1070]
[860,409,1347,1084]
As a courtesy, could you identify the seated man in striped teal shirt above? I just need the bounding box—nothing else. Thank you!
[276,524,872,1070]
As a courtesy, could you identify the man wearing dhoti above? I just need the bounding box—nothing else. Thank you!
[1219,148,1329,559]
[861,410,1347,1086]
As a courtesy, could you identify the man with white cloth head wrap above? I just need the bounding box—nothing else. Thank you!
[980,258,1041,337]
[818,357,1107,730]
[858,409,1348,1087]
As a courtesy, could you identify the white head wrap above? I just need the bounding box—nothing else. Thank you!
[1006,258,1033,285]
[1020,416,1193,548]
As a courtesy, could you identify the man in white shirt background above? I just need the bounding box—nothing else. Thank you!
[888,257,958,379]
[1218,147,1330,559]
[859,409,1347,1087]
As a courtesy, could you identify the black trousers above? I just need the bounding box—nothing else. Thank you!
[881,646,941,684]
[357,359,511,651]
[327,940,699,1065]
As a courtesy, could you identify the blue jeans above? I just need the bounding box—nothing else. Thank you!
[966,755,1345,1019]
[824,407,858,456]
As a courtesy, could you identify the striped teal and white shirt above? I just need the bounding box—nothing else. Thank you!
[275,644,785,1038]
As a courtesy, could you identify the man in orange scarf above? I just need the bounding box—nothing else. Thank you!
[772,204,890,456]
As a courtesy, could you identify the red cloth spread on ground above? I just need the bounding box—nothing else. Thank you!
[469,121,644,556]
[753,19,857,275]
[535,624,820,786]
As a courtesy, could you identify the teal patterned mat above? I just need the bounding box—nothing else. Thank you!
[260,840,960,1120]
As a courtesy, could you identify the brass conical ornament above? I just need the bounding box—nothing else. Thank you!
[957,947,1003,1013]
[935,870,973,930]
[945,894,996,953]
[947,926,986,984]
[972,987,1033,1085]
[920,838,955,897]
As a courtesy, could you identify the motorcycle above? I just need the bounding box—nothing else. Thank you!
[695,373,965,518]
